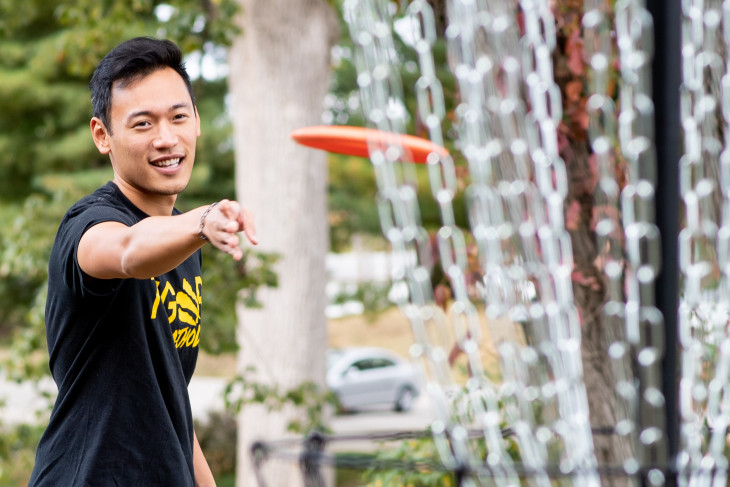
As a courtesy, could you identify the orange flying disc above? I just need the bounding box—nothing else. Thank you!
[290,125,449,164]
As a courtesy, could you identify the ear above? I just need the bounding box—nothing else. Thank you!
[195,106,201,137]
[90,117,111,155]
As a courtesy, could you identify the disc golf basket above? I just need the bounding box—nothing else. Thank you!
[252,0,728,485]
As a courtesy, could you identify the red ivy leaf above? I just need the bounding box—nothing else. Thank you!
[566,79,583,102]
[566,200,581,231]
[566,29,585,76]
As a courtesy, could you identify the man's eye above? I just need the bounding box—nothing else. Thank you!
[174,114,188,121]
[134,121,151,128]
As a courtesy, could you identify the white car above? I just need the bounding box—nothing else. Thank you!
[326,347,421,412]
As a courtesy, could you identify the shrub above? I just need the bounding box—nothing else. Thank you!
[194,411,238,479]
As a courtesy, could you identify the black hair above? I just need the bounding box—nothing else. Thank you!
[89,37,196,133]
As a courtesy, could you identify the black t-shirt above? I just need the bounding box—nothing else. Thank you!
[29,182,202,486]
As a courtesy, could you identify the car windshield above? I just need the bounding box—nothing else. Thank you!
[326,349,345,371]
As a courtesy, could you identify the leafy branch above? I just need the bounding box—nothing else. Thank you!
[224,365,338,435]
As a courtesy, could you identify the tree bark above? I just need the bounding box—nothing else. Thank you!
[564,137,635,485]
[227,1,339,485]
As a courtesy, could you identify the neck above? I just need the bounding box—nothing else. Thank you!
[112,177,177,216]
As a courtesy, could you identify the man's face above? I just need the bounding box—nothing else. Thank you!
[93,67,201,201]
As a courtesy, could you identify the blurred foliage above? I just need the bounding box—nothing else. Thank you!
[330,281,392,322]
[325,1,459,146]
[224,365,339,435]
[327,155,381,250]
[194,411,237,480]
[200,247,279,354]
[0,0,240,201]
[0,422,45,486]
[327,153,468,252]
[0,170,126,377]
[361,425,520,487]
[324,0,468,254]
[359,387,522,486]
[362,436,457,487]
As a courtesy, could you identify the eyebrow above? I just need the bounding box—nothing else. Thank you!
[125,103,193,122]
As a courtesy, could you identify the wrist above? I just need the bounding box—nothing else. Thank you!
[198,202,220,240]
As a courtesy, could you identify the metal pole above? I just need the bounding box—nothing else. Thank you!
[646,0,681,483]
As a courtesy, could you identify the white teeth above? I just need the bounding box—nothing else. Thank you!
[152,158,181,167]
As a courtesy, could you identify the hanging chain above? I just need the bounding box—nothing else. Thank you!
[583,1,642,482]
[585,0,668,484]
[520,0,599,482]
[346,0,602,484]
[344,0,479,481]
[677,0,730,486]
[407,1,523,485]
[343,0,674,485]
[445,0,556,484]
[615,1,668,484]
[445,0,598,484]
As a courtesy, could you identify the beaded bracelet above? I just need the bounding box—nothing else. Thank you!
[198,201,220,240]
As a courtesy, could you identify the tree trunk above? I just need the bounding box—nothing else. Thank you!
[564,137,636,485]
[227,1,339,485]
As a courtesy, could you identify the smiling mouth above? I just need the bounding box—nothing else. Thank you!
[150,157,182,168]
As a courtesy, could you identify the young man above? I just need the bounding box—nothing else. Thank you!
[29,37,256,486]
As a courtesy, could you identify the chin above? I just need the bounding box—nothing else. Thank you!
[161,184,189,196]
[145,181,189,197]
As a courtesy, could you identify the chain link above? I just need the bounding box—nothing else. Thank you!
[345,0,479,480]
[677,1,730,486]
[412,1,525,483]
[584,0,669,484]
[446,0,569,483]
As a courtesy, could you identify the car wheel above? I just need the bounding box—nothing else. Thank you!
[394,387,415,412]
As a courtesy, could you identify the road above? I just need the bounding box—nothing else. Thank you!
[1,375,433,452]
[182,376,434,453]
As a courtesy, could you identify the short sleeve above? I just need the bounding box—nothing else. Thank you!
[52,203,137,298]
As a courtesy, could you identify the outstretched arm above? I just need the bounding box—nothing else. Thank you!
[78,199,257,280]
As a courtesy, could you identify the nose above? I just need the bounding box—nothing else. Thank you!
[153,121,178,149]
